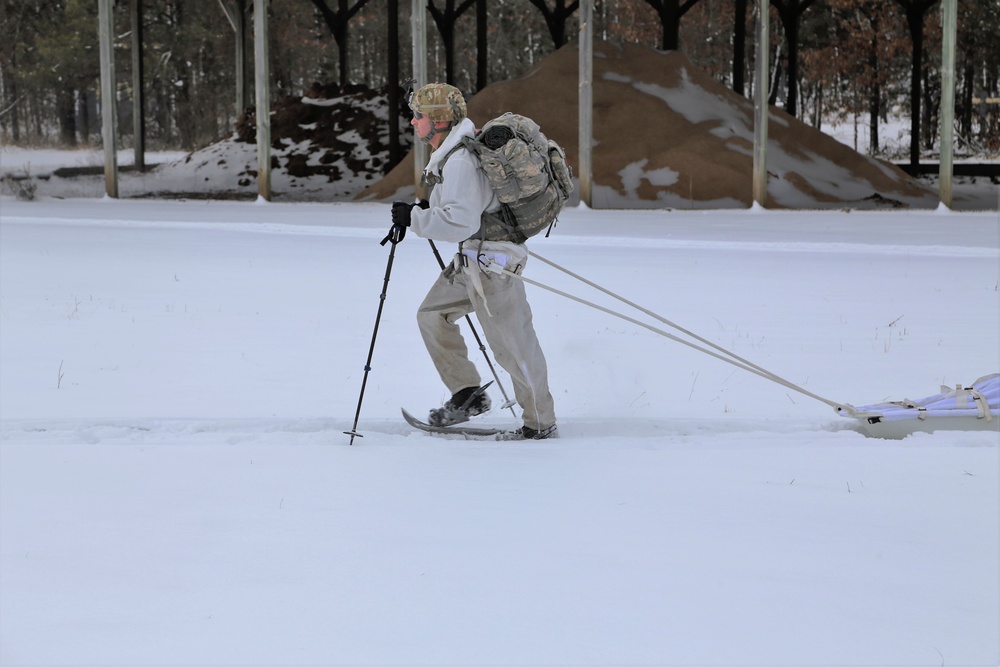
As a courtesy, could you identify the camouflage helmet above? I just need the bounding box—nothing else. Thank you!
[408,83,467,123]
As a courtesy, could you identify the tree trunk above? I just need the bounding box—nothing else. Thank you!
[662,0,679,50]
[78,87,91,145]
[387,0,399,169]
[896,0,938,167]
[960,51,973,140]
[781,11,799,116]
[428,0,477,85]
[906,7,922,165]
[732,0,748,95]
[58,87,77,147]
[526,0,580,48]
[868,90,879,155]
[812,83,822,128]
[867,12,880,154]
[769,53,782,106]
[337,22,349,86]
[476,0,487,91]
[4,70,20,142]
[309,0,373,87]
[771,0,817,118]
[921,64,936,151]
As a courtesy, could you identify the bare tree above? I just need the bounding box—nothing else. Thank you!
[526,0,579,48]
[387,0,400,167]
[427,0,477,84]
[893,0,940,167]
[475,0,486,91]
[732,0,749,95]
[770,0,819,118]
[309,0,372,86]
[641,0,701,51]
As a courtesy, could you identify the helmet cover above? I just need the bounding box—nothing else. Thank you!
[409,83,467,123]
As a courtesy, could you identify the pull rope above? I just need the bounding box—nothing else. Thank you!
[502,250,850,414]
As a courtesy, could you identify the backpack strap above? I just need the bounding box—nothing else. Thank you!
[471,183,562,245]
[423,136,526,244]
[421,138,473,187]
[477,204,526,244]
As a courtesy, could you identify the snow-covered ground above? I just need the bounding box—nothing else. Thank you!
[0,146,187,172]
[1,183,998,665]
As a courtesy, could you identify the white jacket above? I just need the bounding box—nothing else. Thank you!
[409,118,528,268]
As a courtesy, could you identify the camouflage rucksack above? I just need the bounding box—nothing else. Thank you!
[439,113,574,244]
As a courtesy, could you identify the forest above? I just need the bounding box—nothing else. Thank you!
[2,0,998,165]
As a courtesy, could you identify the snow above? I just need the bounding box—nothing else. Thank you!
[1,153,999,665]
[0,147,187,173]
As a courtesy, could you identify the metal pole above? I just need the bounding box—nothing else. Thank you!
[939,0,957,208]
[411,0,429,199]
[98,0,118,198]
[752,0,769,207]
[253,0,271,201]
[130,0,145,173]
[345,238,401,444]
[578,0,593,207]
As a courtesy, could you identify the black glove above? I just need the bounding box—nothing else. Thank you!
[382,201,414,245]
[415,199,430,210]
[392,200,414,227]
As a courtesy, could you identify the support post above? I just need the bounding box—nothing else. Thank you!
[130,0,145,173]
[578,0,593,207]
[752,0,769,207]
[939,0,957,208]
[253,0,271,201]
[98,0,118,197]
[412,0,428,198]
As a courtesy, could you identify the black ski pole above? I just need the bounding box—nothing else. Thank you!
[345,232,400,444]
[427,239,518,418]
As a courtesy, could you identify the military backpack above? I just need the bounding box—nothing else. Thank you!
[435,112,574,244]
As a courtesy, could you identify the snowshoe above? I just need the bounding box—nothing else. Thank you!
[428,383,492,427]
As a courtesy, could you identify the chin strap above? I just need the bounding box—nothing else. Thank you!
[420,123,453,144]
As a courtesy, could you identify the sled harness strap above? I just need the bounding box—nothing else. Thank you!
[496,250,852,415]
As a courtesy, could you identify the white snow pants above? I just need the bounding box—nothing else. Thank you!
[417,254,556,431]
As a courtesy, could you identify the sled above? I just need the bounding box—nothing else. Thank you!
[837,373,1000,440]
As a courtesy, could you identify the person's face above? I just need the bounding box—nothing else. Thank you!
[411,113,433,140]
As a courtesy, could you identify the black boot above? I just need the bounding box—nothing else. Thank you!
[497,424,558,441]
[428,385,492,427]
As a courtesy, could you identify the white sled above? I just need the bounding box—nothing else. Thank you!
[838,373,1000,439]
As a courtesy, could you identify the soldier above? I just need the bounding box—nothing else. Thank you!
[386,83,557,440]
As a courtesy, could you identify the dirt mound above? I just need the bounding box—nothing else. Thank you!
[146,83,414,199]
[359,40,936,209]
[236,82,412,184]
